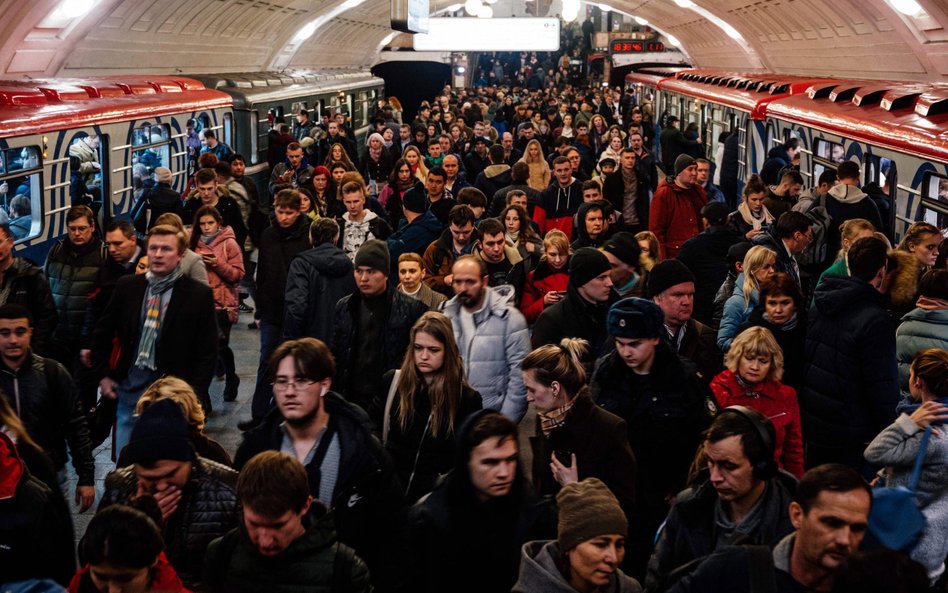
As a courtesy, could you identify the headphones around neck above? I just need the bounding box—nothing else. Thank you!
[719,405,778,480]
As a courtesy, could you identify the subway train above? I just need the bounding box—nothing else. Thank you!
[0,71,384,263]
[626,67,948,242]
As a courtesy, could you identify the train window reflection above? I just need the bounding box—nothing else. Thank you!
[132,124,171,202]
[0,146,42,243]
[814,138,845,164]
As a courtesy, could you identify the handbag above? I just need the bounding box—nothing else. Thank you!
[865,425,933,552]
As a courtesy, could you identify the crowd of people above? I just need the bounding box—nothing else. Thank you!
[1,70,948,593]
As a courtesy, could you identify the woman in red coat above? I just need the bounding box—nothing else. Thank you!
[709,325,804,477]
[520,230,570,324]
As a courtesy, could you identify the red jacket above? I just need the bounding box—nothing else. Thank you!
[648,178,706,259]
[710,369,805,478]
[69,552,190,593]
[520,260,569,324]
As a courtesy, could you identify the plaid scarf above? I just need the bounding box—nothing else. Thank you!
[539,396,577,437]
[135,265,182,371]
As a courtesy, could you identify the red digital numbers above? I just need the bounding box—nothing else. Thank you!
[612,40,662,53]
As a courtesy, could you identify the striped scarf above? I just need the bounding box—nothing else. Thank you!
[539,396,577,437]
[135,265,182,371]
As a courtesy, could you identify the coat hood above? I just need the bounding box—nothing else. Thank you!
[766,145,789,161]
[813,276,882,316]
[484,164,512,180]
[295,243,354,279]
[409,210,443,235]
[513,540,640,593]
[888,249,923,310]
[443,284,517,320]
[827,183,869,204]
[200,225,237,248]
[342,209,379,224]
[896,396,948,423]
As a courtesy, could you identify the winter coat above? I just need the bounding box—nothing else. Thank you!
[472,242,529,303]
[659,127,700,174]
[474,164,513,200]
[442,285,530,422]
[422,227,478,296]
[203,504,371,593]
[736,308,807,391]
[513,540,642,593]
[530,393,637,516]
[0,435,76,586]
[824,184,883,257]
[283,243,356,342]
[180,250,210,286]
[533,283,611,372]
[601,168,651,230]
[331,286,427,407]
[896,307,948,396]
[675,319,724,387]
[359,147,394,184]
[535,181,583,240]
[490,183,542,218]
[255,216,311,324]
[677,225,744,326]
[712,271,737,330]
[759,146,791,186]
[374,369,483,502]
[0,352,94,485]
[135,182,183,233]
[100,457,240,588]
[192,227,245,323]
[887,249,924,322]
[397,282,446,311]
[710,370,805,477]
[44,237,107,344]
[269,162,315,198]
[234,393,407,593]
[646,469,797,589]
[182,192,248,251]
[649,178,707,259]
[864,405,948,582]
[520,259,569,324]
[387,210,442,268]
[717,274,758,352]
[0,257,58,356]
[802,276,899,451]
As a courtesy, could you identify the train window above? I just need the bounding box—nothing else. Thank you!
[132,124,170,202]
[920,173,948,229]
[268,107,284,124]
[923,173,948,205]
[291,101,308,117]
[68,134,104,209]
[250,110,260,166]
[814,139,845,164]
[222,113,233,149]
[0,146,41,243]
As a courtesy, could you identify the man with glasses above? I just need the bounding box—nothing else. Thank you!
[44,205,107,409]
[235,337,406,592]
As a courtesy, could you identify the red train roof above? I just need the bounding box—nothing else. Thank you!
[766,81,948,162]
[0,76,232,137]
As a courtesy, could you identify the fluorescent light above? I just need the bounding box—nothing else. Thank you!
[673,0,694,7]
[464,0,480,14]
[634,15,648,25]
[445,3,463,9]
[51,0,96,19]
[598,3,612,12]
[889,0,922,15]
[721,21,743,40]
[477,4,493,17]
[293,21,318,42]
[666,34,680,46]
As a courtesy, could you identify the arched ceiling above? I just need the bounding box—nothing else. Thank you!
[0,0,946,81]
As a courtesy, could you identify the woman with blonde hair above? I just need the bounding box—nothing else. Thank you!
[888,222,944,318]
[710,326,804,476]
[521,230,571,324]
[717,245,777,351]
[635,230,661,270]
[401,145,429,184]
[116,376,232,467]
[518,139,551,192]
[376,312,482,502]
[817,218,875,286]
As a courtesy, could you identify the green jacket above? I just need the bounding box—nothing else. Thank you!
[204,504,372,593]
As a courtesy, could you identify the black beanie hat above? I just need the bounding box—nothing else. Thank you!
[675,154,696,176]
[607,297,664,339]
[402,184,428,215]
[354,239,390,276]
[602,232,641,268]
[125,398,194,465]
[646,259,696,299]
[569,247,612,288]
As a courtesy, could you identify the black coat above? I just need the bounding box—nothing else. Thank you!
[0,257,58,356]
[255,217,311,324]
[283,243,356,342]
[91,273,218,399]
[100,457,240,588]
[801,277,899,452]
[602,168,650,230]
[677,225,744,326]
[330,287,427,409]
[675,319,724,387]
[81,244,142,347]
[737,309,806,391]
[530,393,637,515]
[532,283,611,372]
[134,182,182,233]
[234,392,407,593]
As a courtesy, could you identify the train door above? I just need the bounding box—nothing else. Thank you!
[916,172,948,237]
[865,153,897,239]
[117,122,172,223]
[1,144,43,244]
[65,131,109,228]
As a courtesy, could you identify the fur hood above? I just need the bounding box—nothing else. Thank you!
[888,250,923,310]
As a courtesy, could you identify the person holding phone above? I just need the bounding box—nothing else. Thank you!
[521,338,637,527]
[191,205,245,401]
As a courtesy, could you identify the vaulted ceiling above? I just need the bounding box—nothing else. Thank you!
[0,0,946,81]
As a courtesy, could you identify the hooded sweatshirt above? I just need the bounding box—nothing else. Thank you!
[513,540,642,593]
[825,184,883,254]
[536,180,582,240]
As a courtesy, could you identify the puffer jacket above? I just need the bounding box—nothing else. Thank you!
[0,352,94,485]
[513,540,642,593]
[204,502,371,593]
[44,238,106,343]
[865,403,948,582]
[100,457,240,588]
[192,226,245,323]
[442,284,530,422]
[284,243,356,342]
[717,274,758,352]
[649,178,707,259]
[896,307,948,396]
[802,276,899,451]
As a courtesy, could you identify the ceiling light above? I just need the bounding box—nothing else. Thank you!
[673,0,695,7]
[666,34,680,46]
[464,0,480,14]
[51,0,96,19]
[293,21,318,42]
[599,3,612,12]
[889,0,922,15]
[721,22,743,40]
[477,4,493,18]
[634,15,648,25]
[445,3,463,10]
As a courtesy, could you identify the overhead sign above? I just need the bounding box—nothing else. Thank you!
[392,0,430,34]
[610,39,665,53]
[412,18,560,51]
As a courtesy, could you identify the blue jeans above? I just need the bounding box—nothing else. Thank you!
[114,365,159,453]
[251,321,282,419]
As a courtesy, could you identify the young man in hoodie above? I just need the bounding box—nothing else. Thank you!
[337,181,393,262]
[474,144,513,202]
[824,160,883,257]
[535,156,583,240]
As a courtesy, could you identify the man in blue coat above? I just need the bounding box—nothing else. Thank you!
[386,187,441,281]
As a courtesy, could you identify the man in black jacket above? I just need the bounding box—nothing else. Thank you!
[234,338,405,593]
[330,240,426,411]
[92,225,218,450]
[0,224,57,356]
[647,407,796,590]
[0,303,95,512]
[602,148,650,233]
[101,399,239,589]
[181,168,248,248]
